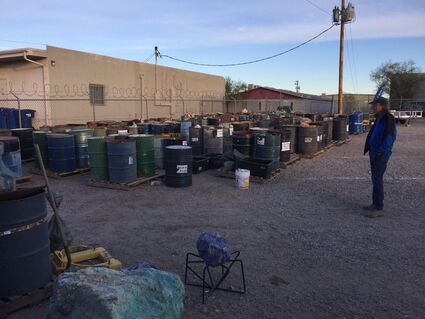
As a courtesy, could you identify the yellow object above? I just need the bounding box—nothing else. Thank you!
[363,119,370,126]
[51,246,122,275]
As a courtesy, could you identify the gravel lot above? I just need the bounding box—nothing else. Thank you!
[11,119,425,319]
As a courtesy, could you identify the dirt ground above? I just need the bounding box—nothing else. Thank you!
[10,119,425,319]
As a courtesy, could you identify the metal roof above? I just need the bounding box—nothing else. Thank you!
[0,48,47,63]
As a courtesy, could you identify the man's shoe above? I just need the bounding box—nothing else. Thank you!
[363,204,377,211]
[361,209,384,218]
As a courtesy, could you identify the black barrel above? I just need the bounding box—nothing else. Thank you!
[107,138,137,183]
[297,126,319,154]
[164,145,192,187]
[321,120,329,147]
[47,134,76,173]
[325,117,334,145]
[11,128,34,160]
[189,127,203,156]
[253,131,281,171]
[333,116,348,141]
[0,129,12,137]
[0,136,22,178]
[280,125,297,153]
[0,188,51,297]
[203,126,223,154]
[233,122,250,132]
[280,128,291,162]
[207,117,220,126]
[232,133,252,156]
[33,131,49,168]
[311,123,323,152]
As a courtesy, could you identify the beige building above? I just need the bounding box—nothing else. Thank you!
[0,46,225,127]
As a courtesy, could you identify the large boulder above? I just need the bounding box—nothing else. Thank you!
[45,267,185,319]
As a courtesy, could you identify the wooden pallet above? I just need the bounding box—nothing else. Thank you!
[280,154,301,169]
[333,138,352,146]
[31,167,90,180]
[87,170,165,191]
[0,282,53,319]
[215,168,282,184]
[15,175,32,184]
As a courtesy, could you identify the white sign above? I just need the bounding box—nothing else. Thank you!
[305,137,313,143]
[317,135,320,142]
[191,137,199,142]
[281,142,290,151]
[229,127,234,136]
[176,165,188,174]
[346,125,349,132]
[182,141,188,146]
[216,129,223,138]
[128,156,134,165]
[257,137,265,145]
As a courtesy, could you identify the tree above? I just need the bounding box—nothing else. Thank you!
[370,60,422,100]
[225,77,248,100]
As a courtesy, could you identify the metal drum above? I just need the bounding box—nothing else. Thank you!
[154,137,165,169]
[232,133,252,156]
[11,128,34,160]
[325,117,334,144]
[189,127,203,156]
[203,126,223,154]
[349,112,363,134]
[151,124,168,135]
[207,118,220,126]
[107,138,137,183]
[0,188,51,297]
[280,125,296,153]
[47,134,76,173]
[93,127,107,137]
[33,131,49,168]
[88,137,108,181]
[311,123,323,152]
[180,121,192,141]
[253,131,281,171]
[164,145,192,187]
[321,120,329,147]
[130,134,155,177]
[280,128,291,162]
[0,136,22,178]
[70,128,93,168]
[297,126,319,155]
[333,116,348,141]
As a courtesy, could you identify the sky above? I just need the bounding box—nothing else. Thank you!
[1,0,425,95]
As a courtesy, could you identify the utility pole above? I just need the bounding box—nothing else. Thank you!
[154,46,158,100]
[337,0,345,115]
[294,80,300,93]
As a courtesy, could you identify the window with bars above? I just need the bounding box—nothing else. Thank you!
[89,84,105,105]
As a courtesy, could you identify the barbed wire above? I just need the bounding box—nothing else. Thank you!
[159,24,336,67]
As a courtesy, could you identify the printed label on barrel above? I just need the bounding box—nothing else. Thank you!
[317,136,320,142]
[305,137,313,143]
[176,165,188,174]
[182,141,188,146]
[191,137,199,142]
[229,127,234,136]
[281,142,290,151]
[256,137,265,145]
[216,129,223,138]
[128,156,134,165]
[346,125,349,132]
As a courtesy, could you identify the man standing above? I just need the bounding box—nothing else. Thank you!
[363,97,397,217]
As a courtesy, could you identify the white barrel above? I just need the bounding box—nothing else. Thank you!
[235,168,250,190]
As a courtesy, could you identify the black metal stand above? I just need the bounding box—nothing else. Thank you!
[184,251,246,303]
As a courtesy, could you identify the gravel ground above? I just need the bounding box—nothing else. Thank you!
[10,119,425,319]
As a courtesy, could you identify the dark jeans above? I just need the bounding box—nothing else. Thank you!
[369,153,390,210]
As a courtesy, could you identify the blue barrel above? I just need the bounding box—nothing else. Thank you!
[20,109,36,128]
[0,188,51,297]
[69,128,93,168]
[0,108,7,128]
[4,109,17,129]
[349,112,363,134]
[140,123,152,134]
[180,121,192,141]
[47,134,76,173]
[239,114,249,121]
[107,138,137,183]
[0,136,22,178]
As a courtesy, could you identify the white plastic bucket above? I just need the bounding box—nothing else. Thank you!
[235,168,250,189]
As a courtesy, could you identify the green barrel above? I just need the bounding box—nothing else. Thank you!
[33,131,49,168]
[93,127,107,137]
[70,128,93,168]
[87,137,108,181]
[129,134,155,177]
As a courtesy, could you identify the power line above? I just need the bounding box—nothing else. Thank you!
[304,0,331,16]
[142,52,155,63]
[159,24,336,67]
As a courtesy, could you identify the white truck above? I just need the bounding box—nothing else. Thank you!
[390,110,423,124]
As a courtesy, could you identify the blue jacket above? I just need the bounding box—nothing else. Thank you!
[364,111,396,158]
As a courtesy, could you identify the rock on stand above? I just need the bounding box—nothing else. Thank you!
[45,267,185,319]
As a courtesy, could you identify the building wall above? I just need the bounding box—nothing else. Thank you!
[46,46,225,125]
[0,59,51,128]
